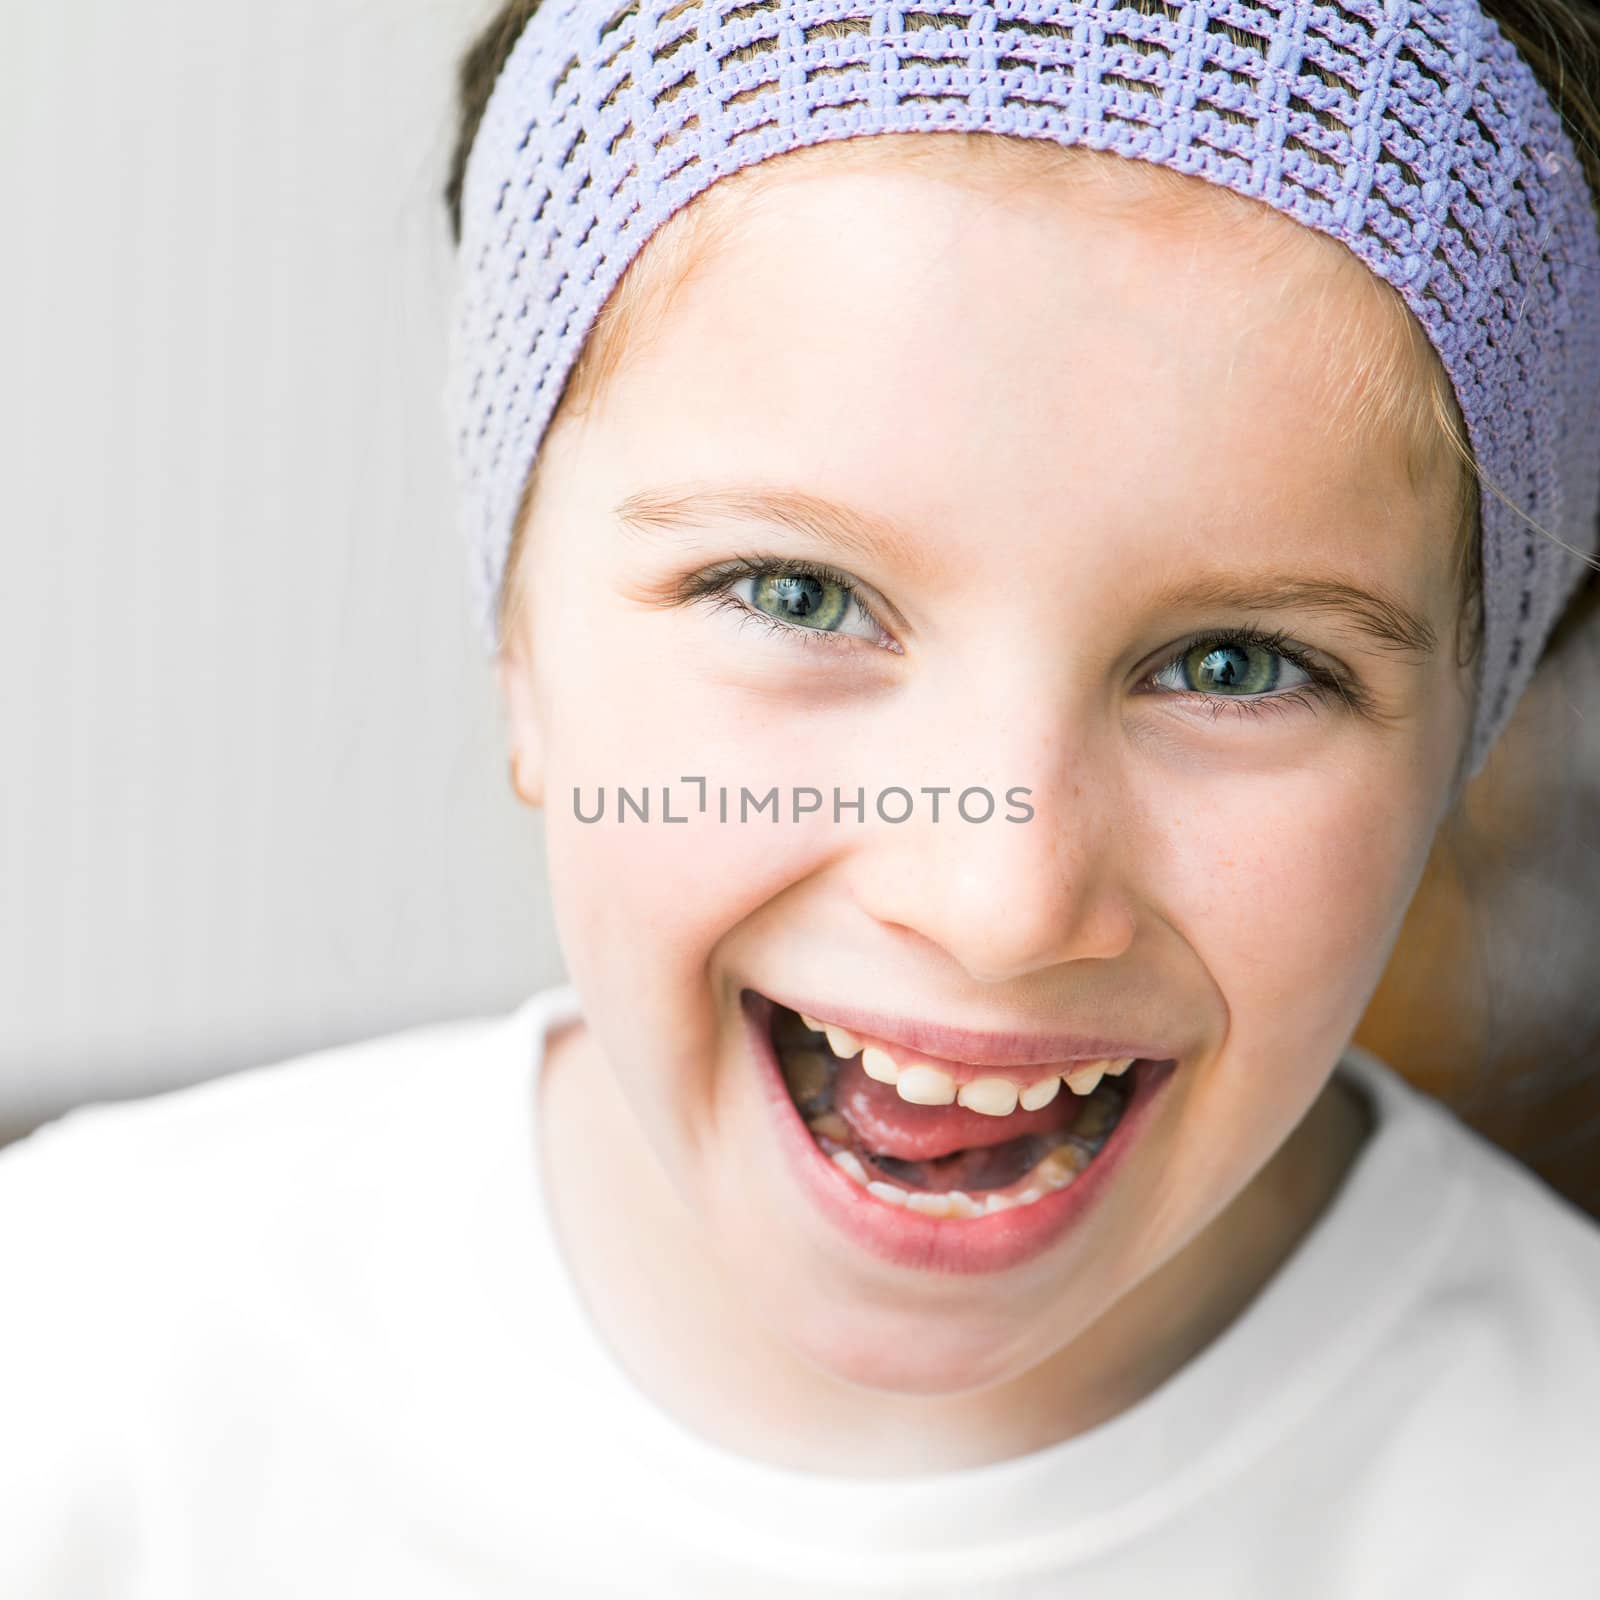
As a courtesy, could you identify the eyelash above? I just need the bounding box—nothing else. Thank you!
[1159,622,1368,721]
[678,555,899,652]
[679,556,1370,720]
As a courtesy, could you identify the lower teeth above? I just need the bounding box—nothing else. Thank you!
[775,1008,1131,1218]
[823,1134,1096,1218]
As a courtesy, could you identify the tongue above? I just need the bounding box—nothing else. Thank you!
[833,1054,1084,1161]
[866,1137,1056,1194]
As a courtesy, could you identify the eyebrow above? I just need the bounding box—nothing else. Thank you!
[614,483,1438,659]
[613,484,929,573]
[1147,573,1438,658]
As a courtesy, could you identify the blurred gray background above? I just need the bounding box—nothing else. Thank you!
[1,0,565,1143]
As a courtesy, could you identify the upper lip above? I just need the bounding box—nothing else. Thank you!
[759,990,1178,1069]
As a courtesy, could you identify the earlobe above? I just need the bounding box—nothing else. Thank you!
[508,750,544,809]
[496,648,546,811]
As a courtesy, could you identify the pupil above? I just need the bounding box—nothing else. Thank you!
[754,573,848,630]
[1205,646,1245,687]
[769,575,823,617]
[1191,643,1275,694]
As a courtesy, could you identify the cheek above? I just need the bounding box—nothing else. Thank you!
[1157,762,1433,1060]
[536,614,847,1002]
[1115,761,1437,1242]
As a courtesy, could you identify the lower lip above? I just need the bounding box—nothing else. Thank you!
[741,989,1178,1276]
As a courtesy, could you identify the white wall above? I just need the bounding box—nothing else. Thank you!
[1,0,565,1135]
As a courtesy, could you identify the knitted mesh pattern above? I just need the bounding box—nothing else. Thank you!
[452,0,1600,778]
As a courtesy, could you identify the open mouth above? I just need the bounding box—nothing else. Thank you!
[765,998,1144,1220]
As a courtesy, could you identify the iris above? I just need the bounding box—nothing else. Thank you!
[1185,641,1280,695]
[752,572,849,631]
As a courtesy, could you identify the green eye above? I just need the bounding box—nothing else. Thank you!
[696,558,894,648]
[1186,641,1275,694]
[1179,639,1298,695]
[750,572,851,631]
[1148,628,1346,721]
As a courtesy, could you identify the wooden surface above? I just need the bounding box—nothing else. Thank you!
[1354,575,1600,1219]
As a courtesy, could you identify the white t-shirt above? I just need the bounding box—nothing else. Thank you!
[3,983,1599,1597]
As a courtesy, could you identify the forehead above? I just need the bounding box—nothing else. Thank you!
[576,157,1458,605]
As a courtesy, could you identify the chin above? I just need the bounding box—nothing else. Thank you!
[736,1250,1068,1399]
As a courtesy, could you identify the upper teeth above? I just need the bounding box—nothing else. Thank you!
[816,1020,861,1059]
[798,1012,1135,1115]
[860,1046,899,1084]
[957,1077,1018,1116]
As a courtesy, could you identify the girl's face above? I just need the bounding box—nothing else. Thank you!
[500,161,1473,1398]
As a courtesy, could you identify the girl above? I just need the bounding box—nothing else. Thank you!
[5,0,1599,1593]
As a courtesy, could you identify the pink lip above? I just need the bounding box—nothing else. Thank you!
[742,989,1178,1276]
[765,991,1177,1069]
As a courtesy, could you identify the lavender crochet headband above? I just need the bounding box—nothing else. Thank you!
[452,0,1600,779]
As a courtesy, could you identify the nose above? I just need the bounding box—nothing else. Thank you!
[845,768,1138,986]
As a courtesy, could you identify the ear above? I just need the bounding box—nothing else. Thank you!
[496,635,546,811]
